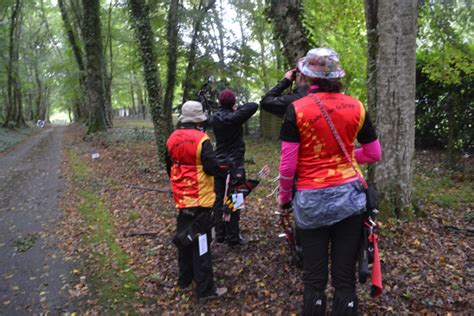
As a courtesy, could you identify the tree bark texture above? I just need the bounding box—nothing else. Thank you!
[58,0,88,122]
[364,0,418,217]
[262,0,308,139]
[82,0,108,133]
[181,0,216,103]
[163,0,180,136]
[128,0,167,162]
[103,0,114,128]
[268,0,310,65]
[4,0,26,128]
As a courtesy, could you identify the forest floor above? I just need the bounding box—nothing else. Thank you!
[56,120,473,314]
[0,126,80,314]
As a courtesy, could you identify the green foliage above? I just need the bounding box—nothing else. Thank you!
[302,0,367,104]
[416,1,474,154]
[417,1,473,85]
[415,58,473,152]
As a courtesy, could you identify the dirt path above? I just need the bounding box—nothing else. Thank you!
[0,127,78,315]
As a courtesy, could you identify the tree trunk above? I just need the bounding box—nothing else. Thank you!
[82,0,108,133]
[364,0,418,218]
[163,0,180,135]
[4,0,26,128]
[103,0,114,128]
[128,0,167,163]
[58,0,88,122]
[136,82,145,120]
[34,63,44,120]
[268,0,310,65]
[181,0,216,103]
[263,0,307,138]
[130,81,136,117]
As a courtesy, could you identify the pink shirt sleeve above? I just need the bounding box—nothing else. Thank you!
[355,139,382,164]
[279,141,299,205]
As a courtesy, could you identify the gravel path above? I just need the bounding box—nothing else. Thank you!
[0,127,78,315]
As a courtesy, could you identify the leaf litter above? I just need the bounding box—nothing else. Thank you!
[57,126,473,314]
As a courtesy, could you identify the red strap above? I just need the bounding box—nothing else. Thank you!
[369,233,383,297]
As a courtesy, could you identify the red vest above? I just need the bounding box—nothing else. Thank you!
[293,92,366,189]
[166,129,215,209]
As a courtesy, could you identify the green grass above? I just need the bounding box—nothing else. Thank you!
[0,125,41,152]
[128,211,141,221]
[69,150,140,313]
[113,118,154,129]
[412,167,473,210]
[244,137,281,199]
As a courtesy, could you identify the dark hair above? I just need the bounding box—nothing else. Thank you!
[309,78,343,93]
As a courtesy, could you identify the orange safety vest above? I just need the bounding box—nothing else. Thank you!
[293,92,366,189]
[166,129,216,209]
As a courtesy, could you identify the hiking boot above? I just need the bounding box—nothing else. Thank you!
[228,235,248,246]
[198,287,228,303]
[215,237,226,244]
[177,280,192,290]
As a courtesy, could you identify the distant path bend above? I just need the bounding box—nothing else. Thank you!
[0,126,78,315]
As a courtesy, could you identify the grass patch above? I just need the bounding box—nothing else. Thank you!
[113,118,154,129]
[128,211,141,221]
[413,167,473,210]
[245,137,281,199]
[0,125,41,152]
[68,149,139,313]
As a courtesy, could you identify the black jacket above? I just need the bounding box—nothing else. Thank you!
[209,102,258,167]
[260,78,308,117]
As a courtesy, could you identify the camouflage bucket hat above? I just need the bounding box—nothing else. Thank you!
[297,48,345,79]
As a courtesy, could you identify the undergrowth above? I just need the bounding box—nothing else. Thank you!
[0,125,42,152]
[68,149,140,313]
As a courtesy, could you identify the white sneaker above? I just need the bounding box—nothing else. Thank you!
[215,287,228,296]
[198,287,228,303]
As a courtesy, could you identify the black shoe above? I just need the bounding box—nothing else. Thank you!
[227,236,248,246]
[178,280,192,289]
[215,237,226,244]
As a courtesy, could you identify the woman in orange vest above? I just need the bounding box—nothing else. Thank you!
[165,101,227,301]
[278,48,382,315]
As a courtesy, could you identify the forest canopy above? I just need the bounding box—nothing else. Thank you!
[0,0,472,154]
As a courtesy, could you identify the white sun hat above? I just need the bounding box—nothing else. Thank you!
[178,101,208,123]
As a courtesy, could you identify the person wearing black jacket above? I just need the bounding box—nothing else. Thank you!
[260,68,309,117]
[210,89,258,246]
[165,100,227,301]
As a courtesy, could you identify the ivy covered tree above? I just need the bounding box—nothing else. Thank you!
[128,0,167,162]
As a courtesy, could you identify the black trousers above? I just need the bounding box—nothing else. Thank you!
[300,212,364,315]
[213,173,241,244]
[176,207,216,298]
